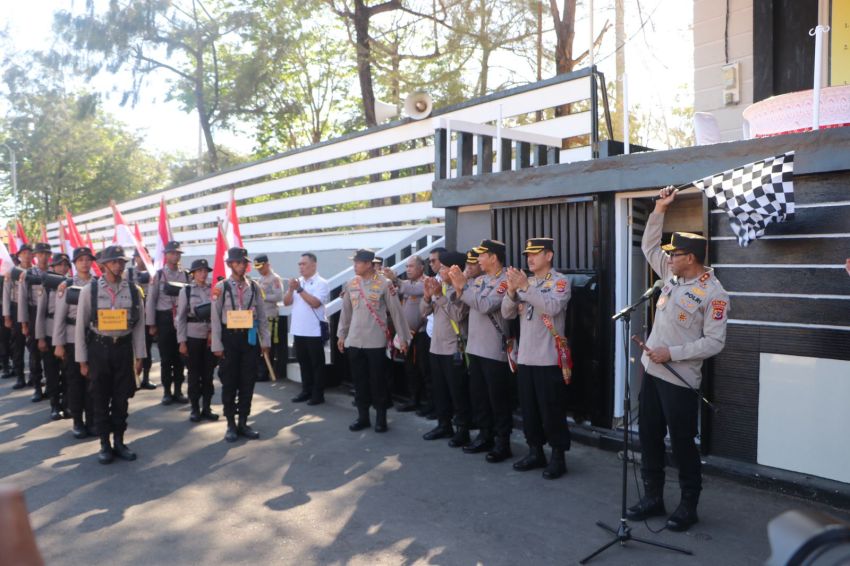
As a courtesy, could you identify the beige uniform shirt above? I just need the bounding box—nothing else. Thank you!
[258,271,284,318]
[74,278,148,363]
[176,283,213,342]
[455,270,510,362]
[145,266,187,321]
[210,276,271,352]
[337,274,410,349]
[420,284,468,356]
[53,275,94,346]
[641,211,730,389]
[399,279,426,333]
[501,270,571,366]
[2,273,23,318]
[18,267,46,323]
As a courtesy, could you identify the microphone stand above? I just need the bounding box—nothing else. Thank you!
[580,286,692,564]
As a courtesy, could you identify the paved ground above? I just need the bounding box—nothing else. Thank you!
[1,370,848,566]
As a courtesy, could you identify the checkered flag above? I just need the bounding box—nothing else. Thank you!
[693,152,795,247]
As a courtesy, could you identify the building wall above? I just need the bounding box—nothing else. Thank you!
[693,0,754,141]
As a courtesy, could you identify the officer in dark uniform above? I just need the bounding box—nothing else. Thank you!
[626,186,729,531]
[19,242,53,401]
[53,247,97,438]
[503,238,572,479]
[129,247,157,390]
[176,258,219,423]
[35,253,72,420]
[75,245,147,464]
[146,240,189,405]
[211,248,270,442]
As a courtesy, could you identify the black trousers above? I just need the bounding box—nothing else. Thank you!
[42,335,64,408]
[294,335,325,401]
[11,314,26,384]
[26,305,44,389]
[403,331,430,405]
[142,330,154,375]
[219,329,258,418]
[638,373,702,494]
[89,337,135,435]
[65,345,94,427]
[0,319,11,369]
[347,347,390,410]
[156,310,184,392]
[430,353,471,427]
[468,354,515,438]
[186,337,217,406]
[517,364,570,450]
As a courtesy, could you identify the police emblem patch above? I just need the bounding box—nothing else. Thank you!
[678,311,688,322]
[496,281,508,294]
[711,299,727,320]
[555,279,567,293]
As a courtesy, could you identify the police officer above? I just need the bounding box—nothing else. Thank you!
[464,249,482,280]
[626,185,729,532]
[3,244,31,391]
[502,238,572,479]
[420,251,471,446]
[447,240,514,463]
[53,247,97,438]
[337,249,410,433]
[19,242,53,401]
[75,245,147,464]
[0,262,12,380]
[383,256,429,413]
[176,259,218,423]
[36,253,72,420]
[129,247,157,390]
[253,254,283,382]
[211,247,270,442]
[146,240,189,405]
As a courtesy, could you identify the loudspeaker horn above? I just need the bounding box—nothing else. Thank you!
[374,100,398,123]
[404,91,433,120]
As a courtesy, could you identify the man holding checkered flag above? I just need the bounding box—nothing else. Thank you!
[695,151,795,247]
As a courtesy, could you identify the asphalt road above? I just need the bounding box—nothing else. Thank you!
[1,370,848,565]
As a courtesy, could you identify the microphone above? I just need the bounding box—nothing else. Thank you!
[612,280,664,321]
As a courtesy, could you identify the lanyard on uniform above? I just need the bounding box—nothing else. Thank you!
[104,284,118,309]
[441,283,462,336]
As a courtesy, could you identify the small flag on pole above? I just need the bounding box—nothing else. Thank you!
[694,151,795,247]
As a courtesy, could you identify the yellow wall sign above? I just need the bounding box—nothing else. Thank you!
[226,310,254,329]
[832,0,850,85]
[98,309,128,331]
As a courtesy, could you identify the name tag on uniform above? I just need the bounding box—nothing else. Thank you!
[98,309,128,331]
[227,310,254,329]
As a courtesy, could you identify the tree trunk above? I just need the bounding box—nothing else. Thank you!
[353,0,377,128]
[550,0,578,117]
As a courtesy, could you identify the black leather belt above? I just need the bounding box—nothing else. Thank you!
[66,317,76,326]
[89,333,133,346]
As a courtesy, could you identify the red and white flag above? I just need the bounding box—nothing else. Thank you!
[212,219,228,283]
[57,219,75,274]
[110,200,154,273]
[15,220,28,250]
[133,223,144,246]
[40,224,48,243]
[152,197,173,271]
[223,190,243,248]
[65,208,101,277]
[7,225,18,257]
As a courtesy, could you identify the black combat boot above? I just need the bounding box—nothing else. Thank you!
[112,432,137,461]
[12,377,26,389]
[666,490,700,532]
[49,402,62,421]
[448,426,471,448]
[423,421,453,441]
[139,370,157,390]
[1,360,12,378]
[463,429,494,453]
[189,400,202,423]
[512,445,547,471]
[542,448,567,479]
[98,435,114,465]
[224,415,239,442]
[173,384,189,404]
[238,415,260,439]
[349,407,371,432]
[31,385,44,402]
[201,397,219,421]
[626,479,666,521]
[72,417,88,439]
[486,435,513,463]
[374,409,388,433]
[161,383,174,406]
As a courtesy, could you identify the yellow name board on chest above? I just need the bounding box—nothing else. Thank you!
[98,309,128,331]
[227,310,254,329]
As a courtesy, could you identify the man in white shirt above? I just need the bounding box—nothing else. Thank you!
[284,252,330,405]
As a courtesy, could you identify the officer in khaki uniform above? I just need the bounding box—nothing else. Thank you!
[146,240,189,405]
[447,239,514,463]
[502,238,572,479]
[253,254,283,382]
[129,247,157,390]
[4,244,34,391]
[176,258,218,423]
[75,245,147,464]
[211,247,270,443]
[53,247,96,439]
[419,251,471,446]
[337,249,410,433]
[626,185,729,532]
[35,253,72,420]
[464,249,482,280]
[19,242,53,402]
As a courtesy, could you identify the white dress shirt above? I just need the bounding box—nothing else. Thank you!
[290,273,330,337]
